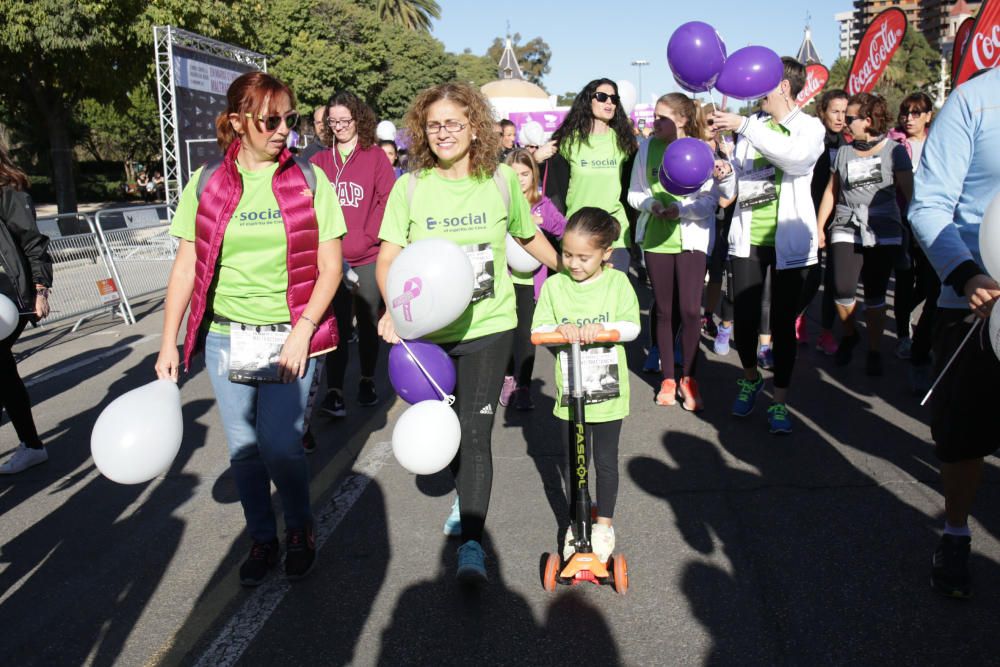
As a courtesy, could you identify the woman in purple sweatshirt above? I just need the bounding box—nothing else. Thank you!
[310,90,397,417]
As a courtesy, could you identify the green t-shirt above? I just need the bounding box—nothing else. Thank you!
[748,119,789,247]
[641,138,683,254]
[510,269,535,286]
[561,132,630,249]
[531,269,640,423]
[170,162,347,334]
[378,164,536,343]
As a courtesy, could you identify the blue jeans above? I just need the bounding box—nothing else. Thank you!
[204,331,314,542]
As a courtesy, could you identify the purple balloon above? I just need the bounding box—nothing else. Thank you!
[661,138,714,190]
[667,22,727,94]
[388,340,456,404]
[714,46,784,101]
[658,166,701,196]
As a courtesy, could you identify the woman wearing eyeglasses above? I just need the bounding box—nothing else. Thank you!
[548,79,638,273]
[309,90,396,420]
[375,82,558,584]
[816,92,913,376]
[155,72,346,586]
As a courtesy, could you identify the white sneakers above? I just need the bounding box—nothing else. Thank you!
[0,444,48,474]
[562,523,616,563]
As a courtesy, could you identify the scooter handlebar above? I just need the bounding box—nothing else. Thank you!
[531,330,621,346]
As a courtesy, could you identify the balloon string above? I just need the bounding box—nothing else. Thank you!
[920,318,981,406]
[399,339,455,406]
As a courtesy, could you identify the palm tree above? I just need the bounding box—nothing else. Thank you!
[377,0,441,32]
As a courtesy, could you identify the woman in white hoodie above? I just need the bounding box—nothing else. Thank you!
[629,93,734,411]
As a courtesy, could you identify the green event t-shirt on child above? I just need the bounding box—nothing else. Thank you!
[531,269,640,423]
[561,132,630,249]
[742,119,790,247]
[169,161,347,335]
[641,137,683,254]
[378,164,536,344]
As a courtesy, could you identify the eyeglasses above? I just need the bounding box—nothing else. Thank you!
[327,118,355,129]
[246,111,299,132]
[900,109,928,119]
[592,92,621,105]
[425,120,466,134]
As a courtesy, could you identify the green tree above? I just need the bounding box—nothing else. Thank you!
[486,33,551,87]
[455,49,498,87]
[556,91,577,107]
[77,79,161,185]
[828,56,852,91]
[376,0,440,33]
[375,25,457,120]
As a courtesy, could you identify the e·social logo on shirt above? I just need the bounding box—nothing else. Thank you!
[560,312,611,327]
[237,209,283,227]
[425,211,488,231]
[579,158,617,169]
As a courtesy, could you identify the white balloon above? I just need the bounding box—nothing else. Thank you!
[0,293,18,340]
[391,400,461,475]
[978,190,1000,281]
[386,238,474,339]
[518,120,545,147]
[505,234,541,273]
[616,80,638,116]
[990,306,1000,361]
[376,120,397,142]
[91,379,183,484]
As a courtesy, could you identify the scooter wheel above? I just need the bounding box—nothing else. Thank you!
[542,552,561,592]
[612,553,628,595]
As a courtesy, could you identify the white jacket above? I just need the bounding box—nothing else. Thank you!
[728,107,825,269]
[628,137,735,254]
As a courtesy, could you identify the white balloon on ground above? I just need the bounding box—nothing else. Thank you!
[376,120,397,142]
[0,293,18,340]
[990,305,1000,361]
[386,238,474,339]
[978,190,1000,280]
[506,234,541,273]
[391,400,461,475]
[91,379,183,485]
[616,80,638,116]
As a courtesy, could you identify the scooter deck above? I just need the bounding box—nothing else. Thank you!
[559,551,610,583]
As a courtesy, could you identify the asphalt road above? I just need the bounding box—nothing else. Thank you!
[2,284,999,666]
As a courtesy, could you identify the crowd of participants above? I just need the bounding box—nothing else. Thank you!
[1,56,998,601]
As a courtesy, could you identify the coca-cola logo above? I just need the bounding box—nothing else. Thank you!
[796,65,828,106]
[970,25,1000,70]
[849,18,903,94]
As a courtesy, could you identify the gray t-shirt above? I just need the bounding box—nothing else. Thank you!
[831,139,911,246]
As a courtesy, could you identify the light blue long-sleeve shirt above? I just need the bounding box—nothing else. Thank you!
[909,67,1000,310]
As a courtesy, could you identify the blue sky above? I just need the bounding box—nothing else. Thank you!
[431,0,847,103]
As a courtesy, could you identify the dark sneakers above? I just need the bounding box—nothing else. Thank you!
[931,534,972,599]
[285,525,317,580]
[358,377,378,407]
[321,390,347,418]
[835,333,859,366]
[240,539,280,587]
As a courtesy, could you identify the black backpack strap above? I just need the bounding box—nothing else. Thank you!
[196,159,223,200]
[292,156,318,195]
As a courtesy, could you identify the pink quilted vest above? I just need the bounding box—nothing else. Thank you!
[182,139,338,370]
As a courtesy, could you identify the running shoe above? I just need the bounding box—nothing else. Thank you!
[702,315,718,338]
[731,374,764,417]
[358,377,378,406]
[795,314,809,344]
[815,330,838,356]
[0,444,48,474]
[656,379,677,406]
[498,375,517,407]
[767,403,793,434]
[285,524,317,580]
[757,345,774,370]
[562,525,576,560]
[834,333,859,367]
[642,346,661,373]
[865,351,884,376]
[239,538,280,587]
[931,534,972,599]
[456,540,488,584]
[714,325,732,355]
[320,390,347,418]
[443,496,461,536]
[909,362,933,396]
[678,377,704,412]
[591,524,616,564]
[512,387,535,411]
[895,337,913,360]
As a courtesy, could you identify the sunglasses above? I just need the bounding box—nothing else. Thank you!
[592,92,621,105]
[845,115,860,125]
[246,110,300,132]
[900,109,928,119]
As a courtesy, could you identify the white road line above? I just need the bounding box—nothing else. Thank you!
[193,440,395,667]
[24,334,160,388]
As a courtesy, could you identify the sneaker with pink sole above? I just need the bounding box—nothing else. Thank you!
[815,330,838,356]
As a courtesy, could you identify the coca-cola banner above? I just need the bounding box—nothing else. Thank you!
[953,0,1000,87]
[847,8,908,95]
[796,63,829,107]
[952,16,976,84]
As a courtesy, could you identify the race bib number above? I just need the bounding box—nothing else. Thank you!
[738,166,777,208]
[462,242,495,303]
[559,345,621,406]
[229,322,292,384]
[846,156,882,189]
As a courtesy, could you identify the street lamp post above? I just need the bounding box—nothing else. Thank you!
[631,59,649,105]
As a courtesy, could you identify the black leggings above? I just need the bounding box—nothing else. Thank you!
[830,243,899,309]
[445,330,513,543]
[820,249,838,330]
[910,245,939,365]
[561,419,622,519]
[730,245,819,388]
[506,283,536,387]
[646,251,706,378]
[325,262,381,389]
[1,317,42,448]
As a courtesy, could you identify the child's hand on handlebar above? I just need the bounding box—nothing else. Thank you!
[555,323,580,343]
[579,322,605,344]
